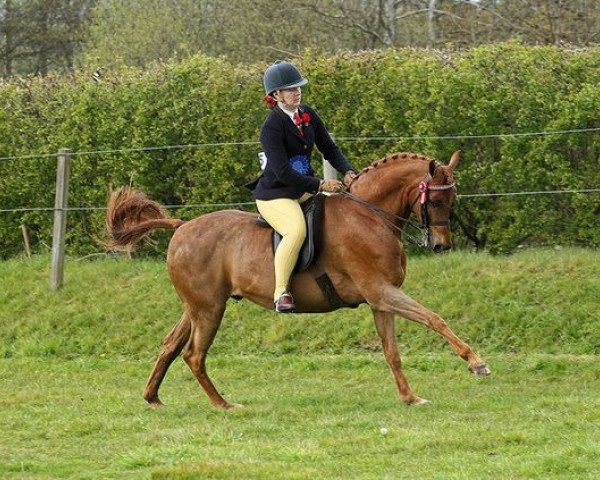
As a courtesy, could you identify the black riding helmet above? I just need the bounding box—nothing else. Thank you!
[263,60,308,95]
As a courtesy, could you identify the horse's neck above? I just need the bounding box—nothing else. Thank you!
[351,163,424,217]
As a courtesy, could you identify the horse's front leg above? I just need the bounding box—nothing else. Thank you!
[372,309,431,405]
[370,286,490,376]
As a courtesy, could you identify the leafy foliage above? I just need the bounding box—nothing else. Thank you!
[1,44,599,256]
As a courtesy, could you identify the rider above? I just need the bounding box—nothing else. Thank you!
[248,60,357,313]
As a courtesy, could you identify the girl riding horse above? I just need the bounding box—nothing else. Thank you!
[247,60,358,312]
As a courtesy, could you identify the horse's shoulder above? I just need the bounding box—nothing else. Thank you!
[322,195,364,226]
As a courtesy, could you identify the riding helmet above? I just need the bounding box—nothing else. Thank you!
[263,60,308,95]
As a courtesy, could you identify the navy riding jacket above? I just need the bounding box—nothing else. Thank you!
[248,104,355,200]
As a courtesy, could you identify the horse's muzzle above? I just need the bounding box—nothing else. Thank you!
[429,227,452,253]
[432,242,451,253]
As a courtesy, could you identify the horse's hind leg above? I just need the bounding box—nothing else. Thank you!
[143,313,191,408]
[372,309,430,405]
[370,286,490,376]
[183,303,240,410]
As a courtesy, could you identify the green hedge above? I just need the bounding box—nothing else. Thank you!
[1,43,599,257]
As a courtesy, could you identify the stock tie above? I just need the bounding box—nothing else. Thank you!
[293,112,304,136]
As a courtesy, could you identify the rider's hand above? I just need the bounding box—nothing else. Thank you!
[343,170,357,187]
[319,179,343,193]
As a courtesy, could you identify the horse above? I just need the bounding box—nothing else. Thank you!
[105,150,490,409]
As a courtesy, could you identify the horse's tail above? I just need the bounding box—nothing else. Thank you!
[105,187,184,251]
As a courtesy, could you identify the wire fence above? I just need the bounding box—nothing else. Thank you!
[3,125,598,289]
[2,126,600,163]
[1,126,598,288]
[2,189,600,215]
[2,125,600,214]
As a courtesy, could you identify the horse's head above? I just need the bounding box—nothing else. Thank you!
[412,151,460,253]
[348,150,461,252]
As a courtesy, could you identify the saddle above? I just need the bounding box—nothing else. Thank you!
[256,193,357,309]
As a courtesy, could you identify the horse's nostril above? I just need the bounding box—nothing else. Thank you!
[433,244,451,253]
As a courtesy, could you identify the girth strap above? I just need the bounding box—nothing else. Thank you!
[314,274,359,309]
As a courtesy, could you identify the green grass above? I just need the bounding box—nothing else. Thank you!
[1,248,600,359]
[1,354,599,479]
[1,248,599,478]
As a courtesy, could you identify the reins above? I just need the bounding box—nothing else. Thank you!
[339,190,428,247]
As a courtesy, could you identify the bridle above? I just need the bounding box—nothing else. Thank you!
[414,174,456,229]
[341,173,456,248]
[413,174,456,247]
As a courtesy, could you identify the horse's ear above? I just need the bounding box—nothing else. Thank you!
[448,150,461,171]
[428,160,436,177]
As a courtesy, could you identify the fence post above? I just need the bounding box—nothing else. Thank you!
[323,134,341,180]
[21,224,31,258]
[50,148,71,291]
[322,158,337,180]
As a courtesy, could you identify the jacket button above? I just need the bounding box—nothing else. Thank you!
[304,145,307,150]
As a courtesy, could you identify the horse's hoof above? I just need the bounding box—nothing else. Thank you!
[470,363,491,376]
[147,399,165,409]
[406,397,432,406]
[224,402,244,410]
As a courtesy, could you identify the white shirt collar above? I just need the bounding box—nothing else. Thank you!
[278,103,298,122]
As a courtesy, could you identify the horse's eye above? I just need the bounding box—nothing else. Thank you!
[430,201,443,208]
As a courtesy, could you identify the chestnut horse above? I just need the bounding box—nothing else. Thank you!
[105,151,490,409]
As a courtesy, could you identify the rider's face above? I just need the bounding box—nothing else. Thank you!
[275,87,301,109]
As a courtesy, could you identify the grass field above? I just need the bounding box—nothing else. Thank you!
[1,249,599,479]
[2,354,599,479]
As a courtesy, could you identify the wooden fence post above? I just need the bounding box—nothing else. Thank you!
[20,224,31,258]
[50,148,71,291]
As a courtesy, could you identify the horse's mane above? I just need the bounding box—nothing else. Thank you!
[356,152,439,177]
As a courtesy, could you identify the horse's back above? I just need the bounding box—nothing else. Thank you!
[169,209,263,251]
[167,209,269,270]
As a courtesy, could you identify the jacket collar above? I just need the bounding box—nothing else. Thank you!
[274,105,308,143]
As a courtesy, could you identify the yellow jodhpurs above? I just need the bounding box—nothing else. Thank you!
[256,193,311,300]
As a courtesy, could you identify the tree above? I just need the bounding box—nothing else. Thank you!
[80,0,346,66]
[0,0,96,77]
[81,0,205,68]
[299,1,600,49]
[1,0,26,75]
[299,0,427,49]
[6,0,600,76]
[432,1,600,47]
